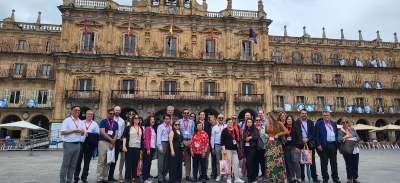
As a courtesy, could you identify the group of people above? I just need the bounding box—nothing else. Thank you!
[59,106,361,183]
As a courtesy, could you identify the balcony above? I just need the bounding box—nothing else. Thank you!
[272,103,398,114]
[0,69,55,80]
[272,78,400,90]
[234,94,264,104]
[65,90,101,101]
[111,90,226,103]
[0,43,60,54]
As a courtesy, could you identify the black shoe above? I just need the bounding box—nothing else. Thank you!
[333,180,341,183]
[313,178,321,183]
[202,179,206,183]
[205,177,210,180]
[82,180,88,183]
[191,178,197,183]
[73,181,78,183]
[149,175,154,178]
[323,180,328,183]
[154,175,159,179]
[108,177,117,181]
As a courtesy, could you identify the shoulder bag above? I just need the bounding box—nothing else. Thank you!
[339,138,357,155]
[301,122,316,149]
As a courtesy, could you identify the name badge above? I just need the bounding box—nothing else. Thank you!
[107,131,113,135]
[287,137,292,141]
[245,142,250,146]
[185,131,189,135]
[195,142,200,148]
[348,137,356,141]
[136,140,141,143]
[330,132,335,136]
[269,137,274,141]
[233,140,237,145]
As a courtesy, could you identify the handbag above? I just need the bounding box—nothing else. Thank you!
[301,122,316,149]
[300,144,312,165]
[257,138,264,150]
[219,154,231,176]
[237,147,245,160]
[280,135,287,145]
[107,148,115,164]
[339,139,356,155]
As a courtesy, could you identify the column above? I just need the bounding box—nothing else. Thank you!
[52,57,68,122]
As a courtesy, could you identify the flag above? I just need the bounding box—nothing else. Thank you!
[249,28,257,44]
[83,16,87,35]
[211,26,215,42]
[128,19,131,38]
[169,17,174,35]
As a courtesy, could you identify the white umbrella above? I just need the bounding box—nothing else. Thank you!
[0,121,46,131]
[353,124,379,131]
[370,124,400,132]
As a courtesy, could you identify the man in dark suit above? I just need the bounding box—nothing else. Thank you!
[315,111,341,183]
[197,111,211,180]
[295,109,320,183]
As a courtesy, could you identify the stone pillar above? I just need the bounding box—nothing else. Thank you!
[99,58,112,118]
[226,64,234,117]
[389,131,396,142]
[52,57,68,122]
[369,131,377,140]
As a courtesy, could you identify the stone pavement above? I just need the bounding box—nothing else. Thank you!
[0,149,399,183]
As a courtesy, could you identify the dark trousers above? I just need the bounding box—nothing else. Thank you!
[125,147,141,180]
[109,139,121,179]
[210,152,217,177]
[142,148,155,181]
[255,149,266,177]
[343,153,359,180]
[74,143,93,181]
[192,154,206,180]
[244,147,258,182]
[300,148,318,180]
[316,143,339,181]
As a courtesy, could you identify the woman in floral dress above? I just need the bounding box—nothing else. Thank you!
[264,112,288,183]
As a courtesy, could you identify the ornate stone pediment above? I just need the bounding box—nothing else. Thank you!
[157,67,183,77]
[117,22,143,30]
[71,66,101,73]
[76,20,103,27]
[235,29,253,35]
[159,25,183,33]
[200,27,222,35]
[234,68,260,79]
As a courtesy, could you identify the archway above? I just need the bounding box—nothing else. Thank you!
[121,107,138,121]
[78,107,92,120]
[337,118,343,125]
[202,108,219,122]
[375,119,388,141]
[0,115,22,138]
[238,109,257,122]
[356,119,369,142]
[30,115,50,138]
[154,108,182,121]
[395,120,400,141]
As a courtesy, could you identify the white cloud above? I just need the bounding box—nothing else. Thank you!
[0,0,398,41]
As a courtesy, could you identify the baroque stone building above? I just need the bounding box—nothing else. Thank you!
[0,0,399,141]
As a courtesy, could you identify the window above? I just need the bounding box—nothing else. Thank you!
[315,74,322,84]
[18,40,26,50]
[292,52,302,63]
[14,64,24,75]
[273,51,281,61]
[82,33,95,51]
[79,79,92,91]
[10,90,20,104]
[166,0,177,5]
[42,65,51,76]
[164,81,176,95]
[242,83,253,96]
[335,75,342,85]
[45,41,50,52]
[395,99,400,110]
[312,53,321,64]
[37,91,48,104]
[152,0,159,5]
[124,35,135,53]
[205,40,215,57]
[336,97,344,108]
[204,82,215,96]
[296,96,305,104]
[276,95,284,108]
[122,80,135,94]
[332,54,339,64]
[165,37,177,55]
[241,41,251,59]
[184,0,191,8]
[376,98,383,107]
[316,96,325,108]
[356,98,364,106]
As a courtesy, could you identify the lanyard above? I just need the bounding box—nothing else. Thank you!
[287,126,292,137]
[301,121,307,133]
[246,129,250,138]
[229,129,235,140]
[106,118,114,130]
[70,116,79,129]
[182,119,189,129]
[85,120,93,131]
[343,127,350,134]
[326,123,333,132]
[218,124,224,132]
[164,124,170,134]
[256,126,261,136]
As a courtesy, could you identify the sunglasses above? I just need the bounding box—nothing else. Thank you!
[128,113,134,115]
[218,117,224,119]
[134,117,139,119]
[183,112,189,114]
[190,116,195,118]
[109,113,115,115]
[255,119,261,121]
[73,110,81,112]
[342,122,349,124]
[173,124,180,126]
[231,117,236,119]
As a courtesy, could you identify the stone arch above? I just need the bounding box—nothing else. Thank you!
[356,119,371,142]
[237,108,257,122]
[375,119,389,140]
[154,107,182,120]
[26,113,52,124]
[200,107,220,121]
[0,115,22,138]
[336,118,343,125]
[64,103,100,121]
[78,107,92,120]
[30,115,50,130]
[375,119,388,127]
[356,118,371,126]
[395,120,400,126]
[0,113,23,124]
[121,107,139,121]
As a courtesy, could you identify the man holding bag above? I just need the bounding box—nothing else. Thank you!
[97,109,119,183]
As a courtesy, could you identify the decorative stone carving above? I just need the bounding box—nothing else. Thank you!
[126,63,133,73]
[207,67,213,76]
[180,43,192,58]
[150,42,162,57]
[167,67,174,75]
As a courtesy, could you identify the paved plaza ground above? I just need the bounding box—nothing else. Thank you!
[0,149,398,183]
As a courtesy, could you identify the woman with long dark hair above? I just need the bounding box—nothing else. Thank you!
[143,116,157,183]
[190,122,209,183]
[283,115,303,183]
[119,111,135,181]
[169,120,184,183]
[243,119,259,183]
[122,114,144,183]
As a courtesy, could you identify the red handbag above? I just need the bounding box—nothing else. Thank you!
[237,147,245,160]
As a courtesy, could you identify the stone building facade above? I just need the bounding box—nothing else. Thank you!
[0,0,399,141]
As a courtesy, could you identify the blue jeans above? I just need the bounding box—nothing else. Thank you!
[92,147,98,159]
[142,148,155,181]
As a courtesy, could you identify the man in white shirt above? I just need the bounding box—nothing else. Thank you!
[60,106,85,183]
[74,110,99,183]
[211,114,226,181]
[108,106,125,182]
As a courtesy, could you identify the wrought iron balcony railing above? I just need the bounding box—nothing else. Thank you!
[0,43,61,54]
[0,69,55,80]
[234,94,264,104]
[111,90,226,102]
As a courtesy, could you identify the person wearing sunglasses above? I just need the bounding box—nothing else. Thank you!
[283,115,303,183]
[211,114,226,182]
[190,113,197,122]
[143,116,157,183]
[190,122,209,183]
[119,111,136,182]
[231,115,242,144]
[109,106,125,182]
[97,109,119,183]
[169,120,184,183]
[197,111,211,180]
[157,114,172,183]
[255,117,266,181]
[179,109,195,181]
[242,119,259,183]
[338,118,360,183]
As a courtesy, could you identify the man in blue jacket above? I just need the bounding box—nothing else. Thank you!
[315,111,341,183]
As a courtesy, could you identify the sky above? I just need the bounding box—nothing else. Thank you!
[1,0,399,42]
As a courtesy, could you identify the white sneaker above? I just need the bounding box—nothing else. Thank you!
[234,178,245,183]
[216,176,222,182]
[227,179,232,183]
